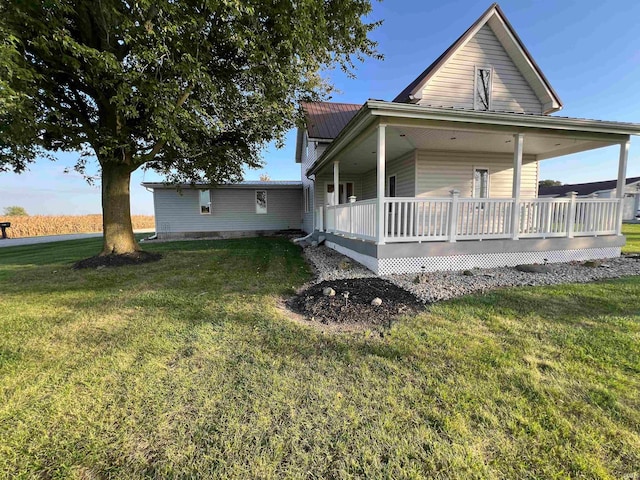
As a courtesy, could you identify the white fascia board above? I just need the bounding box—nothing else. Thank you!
[487,15,561,112]
[367,101,640,136]
[141,183,302,190]
[409,20,488,98]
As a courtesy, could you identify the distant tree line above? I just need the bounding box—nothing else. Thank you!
[539,180,563,188]
[3,206,28,216]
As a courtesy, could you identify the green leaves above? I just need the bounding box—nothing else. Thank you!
[0,0,380,180]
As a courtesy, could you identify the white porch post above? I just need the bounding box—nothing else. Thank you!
[333,160,339,233]
[511,133,524,240]
[376,123,386,245]
[448,189,460,243]
[616,139,630,235]
[567,191,577,238]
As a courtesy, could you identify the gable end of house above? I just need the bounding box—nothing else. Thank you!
[393,3,562,115]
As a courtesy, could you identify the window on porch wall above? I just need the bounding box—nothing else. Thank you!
[473,169,489,198]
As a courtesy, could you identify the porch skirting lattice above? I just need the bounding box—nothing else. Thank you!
[326,241,621,275]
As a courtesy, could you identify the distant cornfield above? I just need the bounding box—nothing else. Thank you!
[0,215,155,238]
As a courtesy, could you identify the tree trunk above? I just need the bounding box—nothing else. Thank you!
[101,162,140,255]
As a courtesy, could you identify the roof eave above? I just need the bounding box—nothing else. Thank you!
[141,182,303,190]
[305,104,374,176]
[306,101,640,177]
[367,101,640,136]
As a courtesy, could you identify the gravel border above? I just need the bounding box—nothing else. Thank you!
[302,245,640,303]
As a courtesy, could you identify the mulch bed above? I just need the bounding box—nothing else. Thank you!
[72,251,162,269]
[287,278,424,326]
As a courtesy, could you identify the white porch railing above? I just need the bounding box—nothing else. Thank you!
[326,199,377,241]
[573,198,618,236]
[519,198,571,238]
[456,198,514,240]
[385,198,451,241]
[321,196,621,244]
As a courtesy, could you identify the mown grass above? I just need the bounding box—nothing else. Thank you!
[622,223,640,253]
[0,236,639,479]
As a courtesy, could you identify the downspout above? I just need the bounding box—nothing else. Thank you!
[293,175,317,243]
[142,184,159,241]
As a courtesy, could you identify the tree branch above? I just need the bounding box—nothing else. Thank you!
[138,88,192,164]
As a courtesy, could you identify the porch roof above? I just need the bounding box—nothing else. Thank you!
[306,100,640,176]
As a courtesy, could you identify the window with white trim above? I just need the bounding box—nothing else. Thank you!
[199,190,211,214]
[474,67,492,111]
[304,186,311,213]
[387,175,397,198]
[255,190,267,214]
[473,169,489,198]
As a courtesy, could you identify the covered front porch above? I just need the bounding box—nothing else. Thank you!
[307,101,636,274]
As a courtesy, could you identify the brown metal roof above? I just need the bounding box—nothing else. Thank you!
[392,3,562,113]
[539,177,640,197]
[301,101,363,139]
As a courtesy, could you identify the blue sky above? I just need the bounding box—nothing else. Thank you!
[1,0,639,216]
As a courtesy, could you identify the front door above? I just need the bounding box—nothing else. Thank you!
[325,182,354,205]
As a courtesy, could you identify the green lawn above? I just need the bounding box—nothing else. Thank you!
[622,223,640,254]
[0,236,639,479]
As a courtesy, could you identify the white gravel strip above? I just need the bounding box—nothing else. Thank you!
[303,245,375,282]
[302,245,640,303]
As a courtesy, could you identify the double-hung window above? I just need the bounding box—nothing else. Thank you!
[473,169,489,198]
[304,186,311,213]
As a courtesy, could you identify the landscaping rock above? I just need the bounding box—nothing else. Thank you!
[338,259,352,270]
[301,242,640,306]
[515,264,552,273]
[322,287,336,296]
[371,297,383,306]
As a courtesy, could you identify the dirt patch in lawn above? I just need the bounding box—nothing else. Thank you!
[73,251,162,269]
[287,278,424,327]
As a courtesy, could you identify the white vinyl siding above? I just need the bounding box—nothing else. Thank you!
[300,135,328,233]
[153,187,302,234]
[386,152,416,197]
[420,24,543,114]
[361,169,377,200]
[416,150,538,198]
[360,152,416,200]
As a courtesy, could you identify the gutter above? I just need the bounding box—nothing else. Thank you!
[365,100,640,135]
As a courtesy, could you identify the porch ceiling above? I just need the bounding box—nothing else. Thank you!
[331,124,619,175]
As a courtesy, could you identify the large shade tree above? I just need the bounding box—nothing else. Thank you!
[0,0,379,255]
